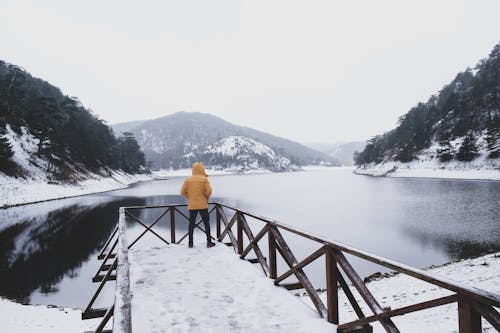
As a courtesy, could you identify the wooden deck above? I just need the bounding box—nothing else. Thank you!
[82,203,500,333]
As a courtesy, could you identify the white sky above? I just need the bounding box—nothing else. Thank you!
[1,0,500,143]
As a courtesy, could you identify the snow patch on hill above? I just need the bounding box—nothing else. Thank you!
[201,136,296,172]
[355,135,499,180]
[0,125,152,208]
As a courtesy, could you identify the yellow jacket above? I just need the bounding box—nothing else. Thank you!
[180,162,212,210]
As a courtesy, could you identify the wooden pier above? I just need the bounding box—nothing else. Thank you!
[82,203,500,332]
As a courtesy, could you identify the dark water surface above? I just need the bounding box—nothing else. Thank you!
[0,168,498,308]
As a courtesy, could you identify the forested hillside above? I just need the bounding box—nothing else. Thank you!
[0,61,145,178]
[354,43,500,166]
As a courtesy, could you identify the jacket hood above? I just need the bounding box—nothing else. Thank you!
[192,162,208,177]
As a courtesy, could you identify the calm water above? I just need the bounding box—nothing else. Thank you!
[0,168,498,308]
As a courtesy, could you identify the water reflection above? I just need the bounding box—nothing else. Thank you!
[0,197,145,304]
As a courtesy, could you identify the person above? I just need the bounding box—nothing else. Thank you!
[180,162,215,248]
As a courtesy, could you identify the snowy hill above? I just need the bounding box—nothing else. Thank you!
[200,136,295,172]
[354,42,500,179]
[113,112,338,171]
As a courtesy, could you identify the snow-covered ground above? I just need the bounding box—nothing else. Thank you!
[129,243,334,333]
[1,249,498,332]
[301,252,500,332]
[0,298,98,333]
[355,138,499,181]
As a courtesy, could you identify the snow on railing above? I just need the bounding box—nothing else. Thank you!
[113,208,132,333]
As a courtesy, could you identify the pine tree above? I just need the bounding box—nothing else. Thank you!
[485,124,499,159]
[437,140,454,162]
[456,134,479,161]
[0,123,13,161]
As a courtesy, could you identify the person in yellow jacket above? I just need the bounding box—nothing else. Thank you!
[180,162,215,248]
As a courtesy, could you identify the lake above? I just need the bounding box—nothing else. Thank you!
[0,168,498,309]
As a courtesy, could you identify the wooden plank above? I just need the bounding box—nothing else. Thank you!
[81,308,107,320]
[93,274,117,283]
[274,246,327,284]
[281,282,304,290]
[269,231,277,279]
[471,300,500,331]
[170,207,176,243]
[98,253,116,260]
[95,304,114,333]
[213,203,500,308]
[458,296,482,333]
[93,238,118,280]
[270,227,328,318]
[84,259,117,312]
[326,248,339,324]
[216,207,238,252]
[338,268,366,319]
[218,209,238,242]
[216,205,221,238]
[237,213,243,255]
[338,294,458,330]
[334,250,400,333]
[239,214,270,276]
[100,264,113,272]
[240,224,270,259]
[98,226,118,259]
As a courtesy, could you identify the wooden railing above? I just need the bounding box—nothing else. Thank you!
[82,202,500,333]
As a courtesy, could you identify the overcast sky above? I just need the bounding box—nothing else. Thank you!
[1,1,500,143]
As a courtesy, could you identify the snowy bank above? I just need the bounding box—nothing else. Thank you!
[0,170,152,208]
[0,297,98,333]
[300,252,500,332]
[354,142,499,181]
[355,159,499,180]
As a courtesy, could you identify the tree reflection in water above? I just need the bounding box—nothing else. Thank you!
[0,197,146,304]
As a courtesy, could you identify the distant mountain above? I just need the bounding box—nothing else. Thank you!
[354,42,500,171]
[306,141,366,166]
[113,112,339,171]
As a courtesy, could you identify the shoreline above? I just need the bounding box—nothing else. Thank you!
[354,161,499,181]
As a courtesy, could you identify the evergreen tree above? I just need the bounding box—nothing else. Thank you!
[0,122,13,161]
[456,134,479,161]
[436,141,453,162]
[485,126,499,158]
[118,132,145,173]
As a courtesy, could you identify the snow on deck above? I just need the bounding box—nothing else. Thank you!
[129,243,333,333]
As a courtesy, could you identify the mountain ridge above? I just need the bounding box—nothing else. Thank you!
[113,112,339,171]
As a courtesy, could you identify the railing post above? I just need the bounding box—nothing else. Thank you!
[237,212,243,255]
[216,205,221,238]
[458,296,482,333]
[268,229,277,279]
[170,207,176,243]
[326,248,339,324]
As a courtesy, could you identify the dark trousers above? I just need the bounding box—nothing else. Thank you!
[188,208,211,244]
